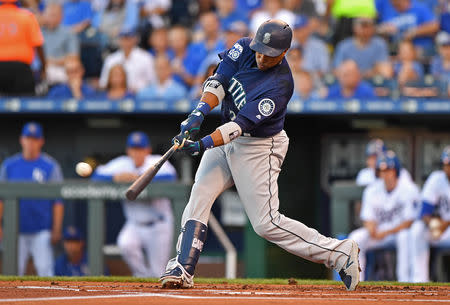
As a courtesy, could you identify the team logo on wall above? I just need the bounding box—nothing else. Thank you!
[258,98,275,116]
[228,43,243,61]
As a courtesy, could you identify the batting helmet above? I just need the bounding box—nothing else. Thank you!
[366,138,386,156]
[376,150,401,177]
[441,146,450,165]
[249,19,292,57]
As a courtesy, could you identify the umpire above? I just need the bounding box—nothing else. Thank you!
[0,0,46,96]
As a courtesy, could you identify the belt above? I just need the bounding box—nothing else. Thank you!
[136,216,164,226]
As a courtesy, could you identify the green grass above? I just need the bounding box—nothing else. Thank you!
[0,276,448,286]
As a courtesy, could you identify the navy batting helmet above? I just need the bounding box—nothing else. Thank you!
[441,146,450,165]
[250,19,292,57]
[366,138,386,156]
[376,150,401,176]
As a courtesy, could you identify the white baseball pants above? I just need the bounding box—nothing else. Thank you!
[18,230,54,276]
[181,130,353,272]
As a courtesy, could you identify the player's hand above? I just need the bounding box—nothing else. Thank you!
[178,139,204,156]
[180,109,204,139]
[51,229,62,245]
[373,230,389,240]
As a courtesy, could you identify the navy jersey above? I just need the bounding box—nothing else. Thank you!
[54,251,90,276]
[0,153,63,233]
[215,37,294,137]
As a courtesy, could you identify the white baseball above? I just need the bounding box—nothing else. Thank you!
[75,162,92,177]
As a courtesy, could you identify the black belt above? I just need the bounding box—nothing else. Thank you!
[136,216,164,226]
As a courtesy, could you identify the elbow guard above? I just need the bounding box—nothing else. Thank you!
[217,122,242,144]
[202,75,226,102]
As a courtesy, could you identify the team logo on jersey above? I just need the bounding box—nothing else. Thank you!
[228,77,246,110]
[227,43,243,61]
[32,168,45,183]
[263,33,271,44]
[258,98,275,116]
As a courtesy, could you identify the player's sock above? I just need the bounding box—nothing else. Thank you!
[176,219,208,275]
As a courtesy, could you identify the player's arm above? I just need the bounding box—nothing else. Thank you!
[363,220,377,239]
[374,219,414,240]
[52,202,64,244]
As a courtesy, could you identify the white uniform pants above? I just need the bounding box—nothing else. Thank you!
[181,130,353,271]
[348,227,410,282]
[18,230,54,276]
[118,218,173,277]
[410,220,450,282]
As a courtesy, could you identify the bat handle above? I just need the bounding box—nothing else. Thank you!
[174,137,187,150]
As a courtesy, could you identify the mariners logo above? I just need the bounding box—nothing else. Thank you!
[258,98,275,116]
[227,43,243,61]
[263,33,271,44]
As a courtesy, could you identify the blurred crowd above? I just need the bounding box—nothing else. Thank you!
[0,0,450,101]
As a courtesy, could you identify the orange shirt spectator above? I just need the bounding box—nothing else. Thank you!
[0,0,46,96]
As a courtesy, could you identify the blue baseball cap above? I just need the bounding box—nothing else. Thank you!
[119,27,137,37]
[127,131,150,148]
[21,122,43,139]
[293,15,309,29]
[63,226,84,241]
[224,21,248,36]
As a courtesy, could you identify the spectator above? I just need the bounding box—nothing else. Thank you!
[349,151,419,282]
[168,25,192,88]
[431,32,450,92]
[47,56,96,99]
[292,15,330,77]
[188,63,217,100]
[292,70,322,100]
[327,0,377,46]
[441,10,450,33]
[0,122,64,276]
[394,40,424,87]
[54,226,90,276]
[184,12,225,84]
[97,64,134,100]
[286,45,303,74]
[139,0,171,29]
[99,27,156,93]
[377,0,439,57]
[148,27,174,59]
[236,0,262,18]
[284,0,320,17]
[410,146,450,283]
[137,54,187,100]
[92,131,177,277]
[42,3,80,86]
[356,138,413,186]
[327,60,376,99]
[20,0,45,25]
[0,0,45,96]
[214,0,247,30]
[249,0,296,34]
[333,17,392,79]
[62,0,94,34]
[95,0,130,50]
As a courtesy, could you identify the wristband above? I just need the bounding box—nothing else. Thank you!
[196,101,212,116]
[200,135,214,151]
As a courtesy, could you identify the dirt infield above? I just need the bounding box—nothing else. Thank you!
[0,280,448,305]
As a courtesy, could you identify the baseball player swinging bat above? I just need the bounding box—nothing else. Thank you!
[125,139,185,200]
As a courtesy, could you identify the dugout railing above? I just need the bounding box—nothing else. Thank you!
[0,181,237,278]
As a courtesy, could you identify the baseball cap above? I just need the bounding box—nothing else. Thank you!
[293,15,309,29]
[376,150,401,174]
[225,21,248,36]
[366,138,386,156]
[119,27,137,37]
[441,146,450,164]
[21,122,43,139]
[126,131,150,148]
[354,17,374,26]
[63,226,84,241]
[436,32,450,47]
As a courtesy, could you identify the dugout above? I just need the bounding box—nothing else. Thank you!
[0,98,449,280]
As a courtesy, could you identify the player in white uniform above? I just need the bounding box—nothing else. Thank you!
[92,131,177,277]
[349,150,420,281]
[410,146,450,282]
[356,139,412,186]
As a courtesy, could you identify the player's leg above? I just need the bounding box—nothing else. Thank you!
[229,131,359,290]
[395,228,411,282]
[348,228,370,281]
[30,230,54,276]
[117,222,149,277]
[160,146,234,288]
[18,234,31,276]
[144,215,174,277]
[410,220,430,282]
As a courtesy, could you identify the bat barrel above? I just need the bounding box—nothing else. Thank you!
[125,189,138,201]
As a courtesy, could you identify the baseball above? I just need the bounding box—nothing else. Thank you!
[429,218,442,240]
[75,162,92,177]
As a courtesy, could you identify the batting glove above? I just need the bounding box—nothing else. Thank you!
[180,109,204,139]
[179,139,203,156]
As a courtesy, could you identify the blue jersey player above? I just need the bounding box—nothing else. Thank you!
[0,122,64,276]
[160,20,360,291]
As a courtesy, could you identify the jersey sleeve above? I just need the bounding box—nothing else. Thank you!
[49,162,64,182]
[215,38,248,90]
[404,184,421,221]
[421,172,441,205]
[91,156,127,181]
[417,4,436,25]
[360,187,375,222]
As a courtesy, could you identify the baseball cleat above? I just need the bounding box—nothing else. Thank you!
[339,240,361,291]
[160,259,194,289]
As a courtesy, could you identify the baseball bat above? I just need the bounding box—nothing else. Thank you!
[125,140,182,201]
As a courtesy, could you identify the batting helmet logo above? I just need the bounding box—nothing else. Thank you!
[263,32,271,44]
